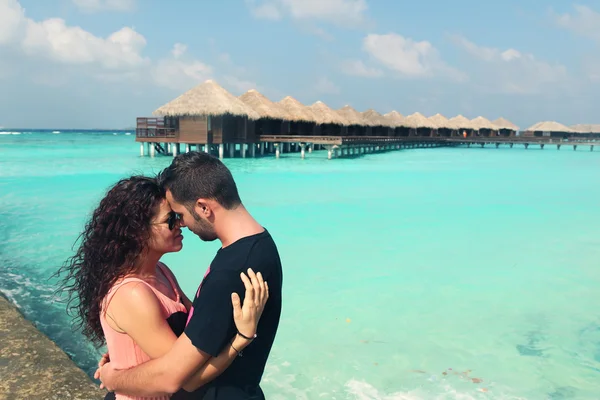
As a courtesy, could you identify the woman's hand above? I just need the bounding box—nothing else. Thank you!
[94,352,110,381]
[231,268,269,341]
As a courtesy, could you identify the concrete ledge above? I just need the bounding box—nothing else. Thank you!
[0,294,106,400]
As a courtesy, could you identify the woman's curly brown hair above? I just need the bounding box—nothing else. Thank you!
[55,175,165,347]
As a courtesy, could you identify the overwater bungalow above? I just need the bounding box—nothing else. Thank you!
[428,113,458,137]
[137,79,260,157]
[404,112,437,136]
[239,89,291,136]
[384,111,410,137]
[570,124,600,139]
[449,115,476,137]
[492,117,519,137]
[278,96,319,136]
[523,121,574,138]
[309,101,349,136]
[362,109,393,136]
[338,105,371,136]
[471,116,499,137]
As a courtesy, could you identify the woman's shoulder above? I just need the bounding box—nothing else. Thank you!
[105,279,163,318]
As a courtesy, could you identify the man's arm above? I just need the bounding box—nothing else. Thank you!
[182,269,268,392]
[99,270,252,396]
[100,332,211,396]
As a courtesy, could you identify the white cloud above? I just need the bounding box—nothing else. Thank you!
[249,1,282,20]
[23,20,148,69]
[152,46,213,91]
[552,5,600,42]
[0,0,148,71]
[171,43,187,59]
[449,34,568,94]
[246,0,367,26]
[313,76,340,94]
[71,0,135,13]
[341,59,382,77]
[0,0,25,45]
[361,33,466,81]
[0,0,265,99]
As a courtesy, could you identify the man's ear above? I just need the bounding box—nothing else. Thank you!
[194,199,211,217]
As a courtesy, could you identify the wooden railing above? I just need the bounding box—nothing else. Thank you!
[136,117,176,138]
[136,127,177,138]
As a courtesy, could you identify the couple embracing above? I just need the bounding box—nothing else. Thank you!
[58,152,283,399]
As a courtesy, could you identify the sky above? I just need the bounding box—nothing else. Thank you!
[0,0,599,129]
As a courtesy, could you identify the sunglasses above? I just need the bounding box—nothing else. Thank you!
[153,211,181,230]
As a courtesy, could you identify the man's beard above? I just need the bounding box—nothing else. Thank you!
[189,209,218,242]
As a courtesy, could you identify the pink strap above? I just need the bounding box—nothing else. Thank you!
[102,277,151,314]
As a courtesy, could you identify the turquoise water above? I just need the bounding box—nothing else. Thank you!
[1,131,600,399]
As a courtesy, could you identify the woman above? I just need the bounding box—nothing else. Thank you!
[56,176,267,400]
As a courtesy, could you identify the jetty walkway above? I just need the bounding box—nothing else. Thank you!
[137,134,599,160]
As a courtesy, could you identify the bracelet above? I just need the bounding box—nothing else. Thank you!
[237,331,257,341]
[231,342,243,357]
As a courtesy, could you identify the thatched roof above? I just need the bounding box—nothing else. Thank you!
[525,121,575,133]
[570,124,600,134]
[278,96,318,123]
[309,101,348,125]
[404,112,437,129]
[239,89,290,120]
[428,113,457,130]
[338,105,372,126]
[449,115,474,130]
[493,117,519,131]
[153,80,260,119]
[362,109,392,127]
[471,116,498,131]
[384,111,405,128]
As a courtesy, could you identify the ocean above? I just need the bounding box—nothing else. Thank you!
[1,130,599,399]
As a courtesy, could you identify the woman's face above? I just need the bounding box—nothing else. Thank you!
[148,199,184,255]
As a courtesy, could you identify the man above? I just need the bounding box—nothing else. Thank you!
[98,152,283,399]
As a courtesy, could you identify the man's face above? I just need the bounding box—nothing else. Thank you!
[166,190,218,242]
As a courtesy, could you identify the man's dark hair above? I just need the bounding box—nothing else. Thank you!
[157,152,241,210]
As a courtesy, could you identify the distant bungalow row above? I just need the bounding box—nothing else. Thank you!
[135,80,599,158]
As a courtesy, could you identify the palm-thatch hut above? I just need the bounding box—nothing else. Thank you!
[361,109,394,136]
[449,115,475,137]
[523,121,575,138]
[151,79,260,144]
[428,113,457,137]
[278,96,319,136]
[338,105,372,136]
[470,116,499,137]
[309,101,349,136]
[239,89,291,136]
[570,124,600,138]
[492,117,519,137]
[384,111,410,137]
[403,112,437,136]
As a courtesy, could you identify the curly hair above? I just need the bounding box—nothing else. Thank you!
[55,175,165,347]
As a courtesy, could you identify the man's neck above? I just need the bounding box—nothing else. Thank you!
[216,204,264,248]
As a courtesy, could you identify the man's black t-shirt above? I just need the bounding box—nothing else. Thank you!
[181,229,283,399]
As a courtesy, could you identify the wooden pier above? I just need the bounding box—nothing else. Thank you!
[446,137,598,151]
[137,129,598,160]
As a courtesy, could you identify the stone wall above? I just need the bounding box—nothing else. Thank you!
[0,294,106,400]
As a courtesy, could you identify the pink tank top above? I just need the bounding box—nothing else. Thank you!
[100,263,188,400]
